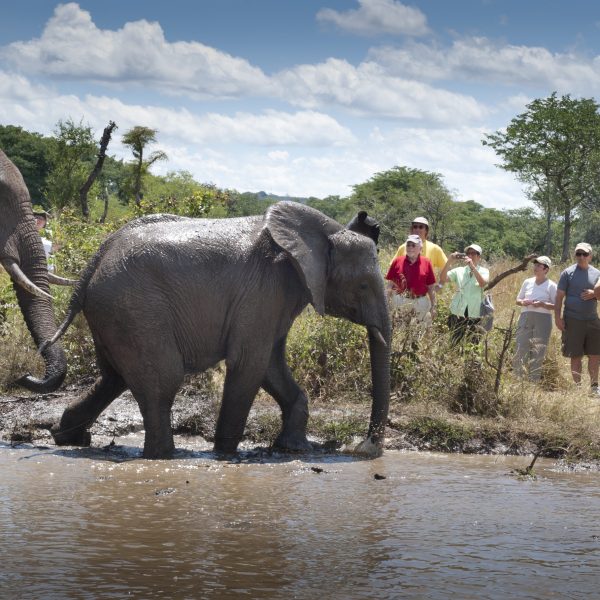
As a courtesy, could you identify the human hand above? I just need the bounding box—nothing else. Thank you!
[555,316,565,331]
[531,300,543,308]
[581,289,596,301]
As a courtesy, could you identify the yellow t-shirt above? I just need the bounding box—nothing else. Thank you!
[392,240,447,270]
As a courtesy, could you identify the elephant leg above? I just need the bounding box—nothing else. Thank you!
[52,371,127,447]
[128,366,184,460]
[214,357,270,454]
[261,338,311,452]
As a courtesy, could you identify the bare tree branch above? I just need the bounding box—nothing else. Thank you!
[485,254,538,292]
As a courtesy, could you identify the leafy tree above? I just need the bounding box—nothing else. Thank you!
[45,119,98,213]
[484,92,600,260]
[349,166,454,246]
[0,125,53,204]
[122,126,168,205]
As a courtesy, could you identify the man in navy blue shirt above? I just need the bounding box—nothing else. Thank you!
[555,243,600,395]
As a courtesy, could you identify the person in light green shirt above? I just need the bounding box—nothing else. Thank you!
[440,243,489,345]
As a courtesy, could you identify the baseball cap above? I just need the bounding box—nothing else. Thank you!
[411,217,429,227]
[534,255,552,267]
[405,234,423,246]
[464,243,482,255]
[575,242,592,254]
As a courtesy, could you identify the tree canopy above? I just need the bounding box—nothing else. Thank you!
[484,92,600,260]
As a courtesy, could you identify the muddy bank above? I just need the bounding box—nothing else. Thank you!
[1,384,599,471]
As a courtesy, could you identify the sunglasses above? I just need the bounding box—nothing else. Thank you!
[533,261,548,267]
[575,251,590,257]
[411,224,427,229]
[465,251,479,256]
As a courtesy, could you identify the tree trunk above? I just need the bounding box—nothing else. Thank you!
[79,121,117,219]
[562,202,572,262]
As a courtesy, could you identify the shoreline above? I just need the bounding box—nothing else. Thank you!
[2,385,599,472]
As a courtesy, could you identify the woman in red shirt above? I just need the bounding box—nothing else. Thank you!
[385,234,436,324]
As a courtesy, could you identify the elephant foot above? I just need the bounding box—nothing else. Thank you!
[213,437,241,455]
[51,424,92,447]
[142,446,175,459]
[273,432,313,453]
[353,436,383,458]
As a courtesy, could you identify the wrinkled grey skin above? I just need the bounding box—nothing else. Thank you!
[49,201,390,458]
[0,149,66,392]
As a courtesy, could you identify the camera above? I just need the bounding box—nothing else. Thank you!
[454,252,466,259]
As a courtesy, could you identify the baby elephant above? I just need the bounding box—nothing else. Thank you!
[47,201,390,458]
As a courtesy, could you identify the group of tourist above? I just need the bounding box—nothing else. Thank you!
[385,216,600,396]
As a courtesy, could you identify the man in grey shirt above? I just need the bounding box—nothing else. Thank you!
[555,242,600,395]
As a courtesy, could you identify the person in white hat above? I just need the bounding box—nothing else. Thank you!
[554,242,600,395]
[391,216,447,273]
[513,256,557,381]
[385,233,436,324]
[439,243,489,345]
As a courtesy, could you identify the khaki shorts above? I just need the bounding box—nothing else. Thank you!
[561,317,600,357]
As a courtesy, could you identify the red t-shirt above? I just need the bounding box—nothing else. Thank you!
[385,255,435,297]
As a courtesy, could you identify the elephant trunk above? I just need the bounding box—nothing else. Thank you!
[353,305,391,457]
[365,322,391,445]
[11,224,67,393]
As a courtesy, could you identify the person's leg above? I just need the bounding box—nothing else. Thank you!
[571,356,583,384]
[513,312,533,378]
[588,355,599,387]
[584,319,600,390]
[529,313,552,382]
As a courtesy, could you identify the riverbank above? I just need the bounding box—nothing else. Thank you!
[2,383,599,471]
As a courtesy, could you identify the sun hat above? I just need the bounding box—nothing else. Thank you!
[574,242,592,254]
[406,234,423,246]
[464,243,482,255]
[534,255,552,267]
[411,216,429,227]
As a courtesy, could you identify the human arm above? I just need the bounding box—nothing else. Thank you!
[439,252,462,284]
[466,257,487,288]
[595,278,600,300]
[554,289,565,331]
[515,281,531,306]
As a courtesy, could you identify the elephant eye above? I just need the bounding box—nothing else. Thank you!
[359,282,369,291]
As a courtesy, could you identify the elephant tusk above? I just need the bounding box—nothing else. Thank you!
[48,273,77,286]
[1,259,53,299]
[368,326,387,348]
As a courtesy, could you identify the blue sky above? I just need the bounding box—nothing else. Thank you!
[2,1,600,209]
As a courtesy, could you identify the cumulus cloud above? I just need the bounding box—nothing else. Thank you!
[273,58,488,124]
[317,0,429,37]
[1,2,271,98]
[370,37,600,94]
[0,70,354,148]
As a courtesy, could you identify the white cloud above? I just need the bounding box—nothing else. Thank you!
[317,0,429,37]
[370,37,600,94]
[274,58,488,124]
[0,71,354,148]
[1,2,271,98]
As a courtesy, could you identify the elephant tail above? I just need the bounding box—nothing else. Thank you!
[38,247,100,353]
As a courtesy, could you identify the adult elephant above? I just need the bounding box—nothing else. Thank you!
[0,149,67,392]
[48,201,391,458]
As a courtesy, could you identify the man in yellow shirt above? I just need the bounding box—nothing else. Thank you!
[391,217,447,271]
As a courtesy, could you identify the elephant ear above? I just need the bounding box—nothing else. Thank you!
[346,210,380,246]
[265,201,342,315]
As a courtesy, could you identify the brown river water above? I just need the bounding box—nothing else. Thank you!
[1,436,599,599]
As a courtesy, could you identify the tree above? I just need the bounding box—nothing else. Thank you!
[79,121,117,219]
[45,119,97,213]
[0,125,53,204]
[484,93,600,260]
[122,126,168,206]
[350,166,454,246]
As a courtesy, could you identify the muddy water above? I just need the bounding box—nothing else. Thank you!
[1,440,600,600]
